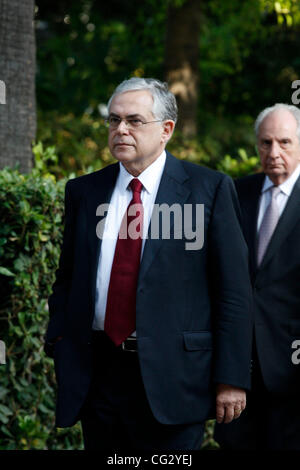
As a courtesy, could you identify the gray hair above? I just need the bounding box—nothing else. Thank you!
[107,77,178,123]
[255,103,300,141]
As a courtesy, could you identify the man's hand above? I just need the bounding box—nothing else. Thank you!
[216,383,246,424]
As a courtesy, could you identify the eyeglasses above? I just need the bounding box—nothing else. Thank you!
[105,116,163,130]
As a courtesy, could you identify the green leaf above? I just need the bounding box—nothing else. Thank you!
[38,403,51,414]
[0,414,9,424]
[0,267,15,277]
[0,404,13,416]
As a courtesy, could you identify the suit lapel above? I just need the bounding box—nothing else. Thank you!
[138,153,191,282]
[244,175,263,274]
[259,174,300,270]
[86,163,119,299]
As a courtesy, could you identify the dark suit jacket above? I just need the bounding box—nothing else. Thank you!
[235,172,300,396]
[45,152,253,427]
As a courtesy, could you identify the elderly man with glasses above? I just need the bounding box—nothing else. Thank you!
[45,77,252,451]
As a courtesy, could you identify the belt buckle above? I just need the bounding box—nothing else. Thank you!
[121,337,137,352]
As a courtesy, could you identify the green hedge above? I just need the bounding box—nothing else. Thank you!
[0,154,83,449]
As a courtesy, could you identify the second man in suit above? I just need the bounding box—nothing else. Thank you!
[215,103,300,450]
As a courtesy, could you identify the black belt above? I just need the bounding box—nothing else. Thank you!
[121,337,138,352]
[92,330,137,352]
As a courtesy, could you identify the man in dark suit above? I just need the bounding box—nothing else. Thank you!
[214,103,300,450]
[45,77,252,451]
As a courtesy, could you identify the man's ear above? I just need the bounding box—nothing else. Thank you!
[161,120,175,144]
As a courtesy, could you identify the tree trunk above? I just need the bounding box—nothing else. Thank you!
[165,0,201,137]
[0,0,36,172]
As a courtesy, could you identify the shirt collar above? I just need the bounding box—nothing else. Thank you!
[118,150,166,194]
[262,163,300,196]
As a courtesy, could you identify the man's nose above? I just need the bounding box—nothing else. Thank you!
[116,119,129,133]
[269,141,280,159]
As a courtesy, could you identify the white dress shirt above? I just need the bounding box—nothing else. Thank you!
[257,164,300,232]
[93,150,166,331]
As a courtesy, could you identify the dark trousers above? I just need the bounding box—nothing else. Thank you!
[214,357,300,450]
[79,331,204,451]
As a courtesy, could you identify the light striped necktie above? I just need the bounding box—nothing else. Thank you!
[257,185,281,266]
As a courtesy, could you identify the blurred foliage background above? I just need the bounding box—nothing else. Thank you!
[1,0,300,451]
[35,0,300,176]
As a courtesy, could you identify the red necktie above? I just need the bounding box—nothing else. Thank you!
[104,178,144,346]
